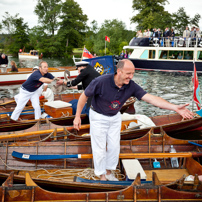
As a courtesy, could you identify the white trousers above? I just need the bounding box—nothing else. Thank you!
[89,108,121,176]
[11,88,41,120]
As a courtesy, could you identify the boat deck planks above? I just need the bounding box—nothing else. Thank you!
[145,169,189,182]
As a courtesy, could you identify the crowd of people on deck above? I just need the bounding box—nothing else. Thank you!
[135,26,201,47]
[119,50,132,58]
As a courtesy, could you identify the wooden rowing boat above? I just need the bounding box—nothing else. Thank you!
[0,129,202,197]
[1,128,202,170]
[0,95,136,133]
[0,155,202,201]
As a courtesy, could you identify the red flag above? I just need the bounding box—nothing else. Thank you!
[82,47,93,58]
[105,36,110,42]
[193,63,201,110]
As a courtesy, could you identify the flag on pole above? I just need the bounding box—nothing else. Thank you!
[82,47,93,59]
[193,63,202,110]
[105,36,110,42]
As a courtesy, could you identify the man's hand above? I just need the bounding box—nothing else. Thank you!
[73,116,81,131]
[56,79,64,85]
[175,103,194,119]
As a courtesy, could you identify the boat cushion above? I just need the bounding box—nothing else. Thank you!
[122,159,147,180]
[44,100,72,108]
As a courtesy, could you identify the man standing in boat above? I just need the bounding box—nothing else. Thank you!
[73,59,194,181]
[11,61,60,121]
[0,53,8,66]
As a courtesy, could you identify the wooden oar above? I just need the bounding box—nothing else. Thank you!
[12,151,192,160]
[0,100,15,106]
[0,124,90,140]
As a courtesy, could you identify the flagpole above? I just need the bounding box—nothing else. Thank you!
[105,40,106,55]
[192,59,195,112]
[81,45,85,61]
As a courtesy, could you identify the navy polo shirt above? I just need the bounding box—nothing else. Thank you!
[85,74,147,116]
[22,70,54,92]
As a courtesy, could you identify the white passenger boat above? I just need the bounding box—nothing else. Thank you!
[0,67,78,86]
[18,50,42,60]
[123,37,202,72]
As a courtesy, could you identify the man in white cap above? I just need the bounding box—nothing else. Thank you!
[57,61,100,107]
[11,61,60,120]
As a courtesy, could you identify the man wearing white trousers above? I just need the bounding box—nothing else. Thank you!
[11,61,58,120]
[73,59,194,181]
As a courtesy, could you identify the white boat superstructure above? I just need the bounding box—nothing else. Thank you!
[123,37,202,72]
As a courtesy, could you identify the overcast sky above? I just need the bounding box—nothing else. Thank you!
[0,0,201,32]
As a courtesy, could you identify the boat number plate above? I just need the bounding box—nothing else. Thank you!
[22,154,30,159]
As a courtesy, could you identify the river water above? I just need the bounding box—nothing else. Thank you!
[0,56,200,117]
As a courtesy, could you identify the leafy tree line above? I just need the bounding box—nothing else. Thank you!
[131,0,201,35]
[0,0,200,58]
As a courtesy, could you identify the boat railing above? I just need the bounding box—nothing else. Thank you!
[148,36,202,48]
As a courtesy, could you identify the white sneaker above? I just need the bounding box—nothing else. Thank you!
[106,174,119,181]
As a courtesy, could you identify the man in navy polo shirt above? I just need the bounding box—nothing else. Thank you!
[73,59,194,181]
[11,61,59,120]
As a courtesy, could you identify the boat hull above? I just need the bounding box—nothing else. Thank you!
[129,58,202,72]
[0,67,78,86]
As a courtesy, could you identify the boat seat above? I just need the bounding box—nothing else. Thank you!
[44,100,72,118]
[122,159,147,180]
[44,100,72,108]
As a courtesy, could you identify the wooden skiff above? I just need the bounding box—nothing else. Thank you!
[0,156,202,201]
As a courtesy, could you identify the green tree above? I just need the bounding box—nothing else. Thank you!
[84,20,99,55]
[34,0,62,36]
[58,0,88,55]
[172,7,201,35]
[172,7,190,35]
[28,26,47,54]
[1,12,29,55]
[131,0,170,30]
[92,19,134,56]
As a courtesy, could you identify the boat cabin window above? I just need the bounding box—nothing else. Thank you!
[149,50,155,59]
[159,50,193,60]
[140,50,149,59]
[140,49,156,59]
[184,51,193,60]
[197,51,202,60]
[159,51,168,59]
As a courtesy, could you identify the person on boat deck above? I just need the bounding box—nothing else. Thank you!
[10,61,18,72]
[185,53,191,60]
[162,53,167,59]
[11,61,60,121]
[56,61,100,108]
[73,59,194,181]
[119,50,125,58]
[183,26,190,47]
[0,54,8,66]
[177,53,183,59]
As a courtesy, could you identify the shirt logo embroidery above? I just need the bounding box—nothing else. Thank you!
[110,100,121,110]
